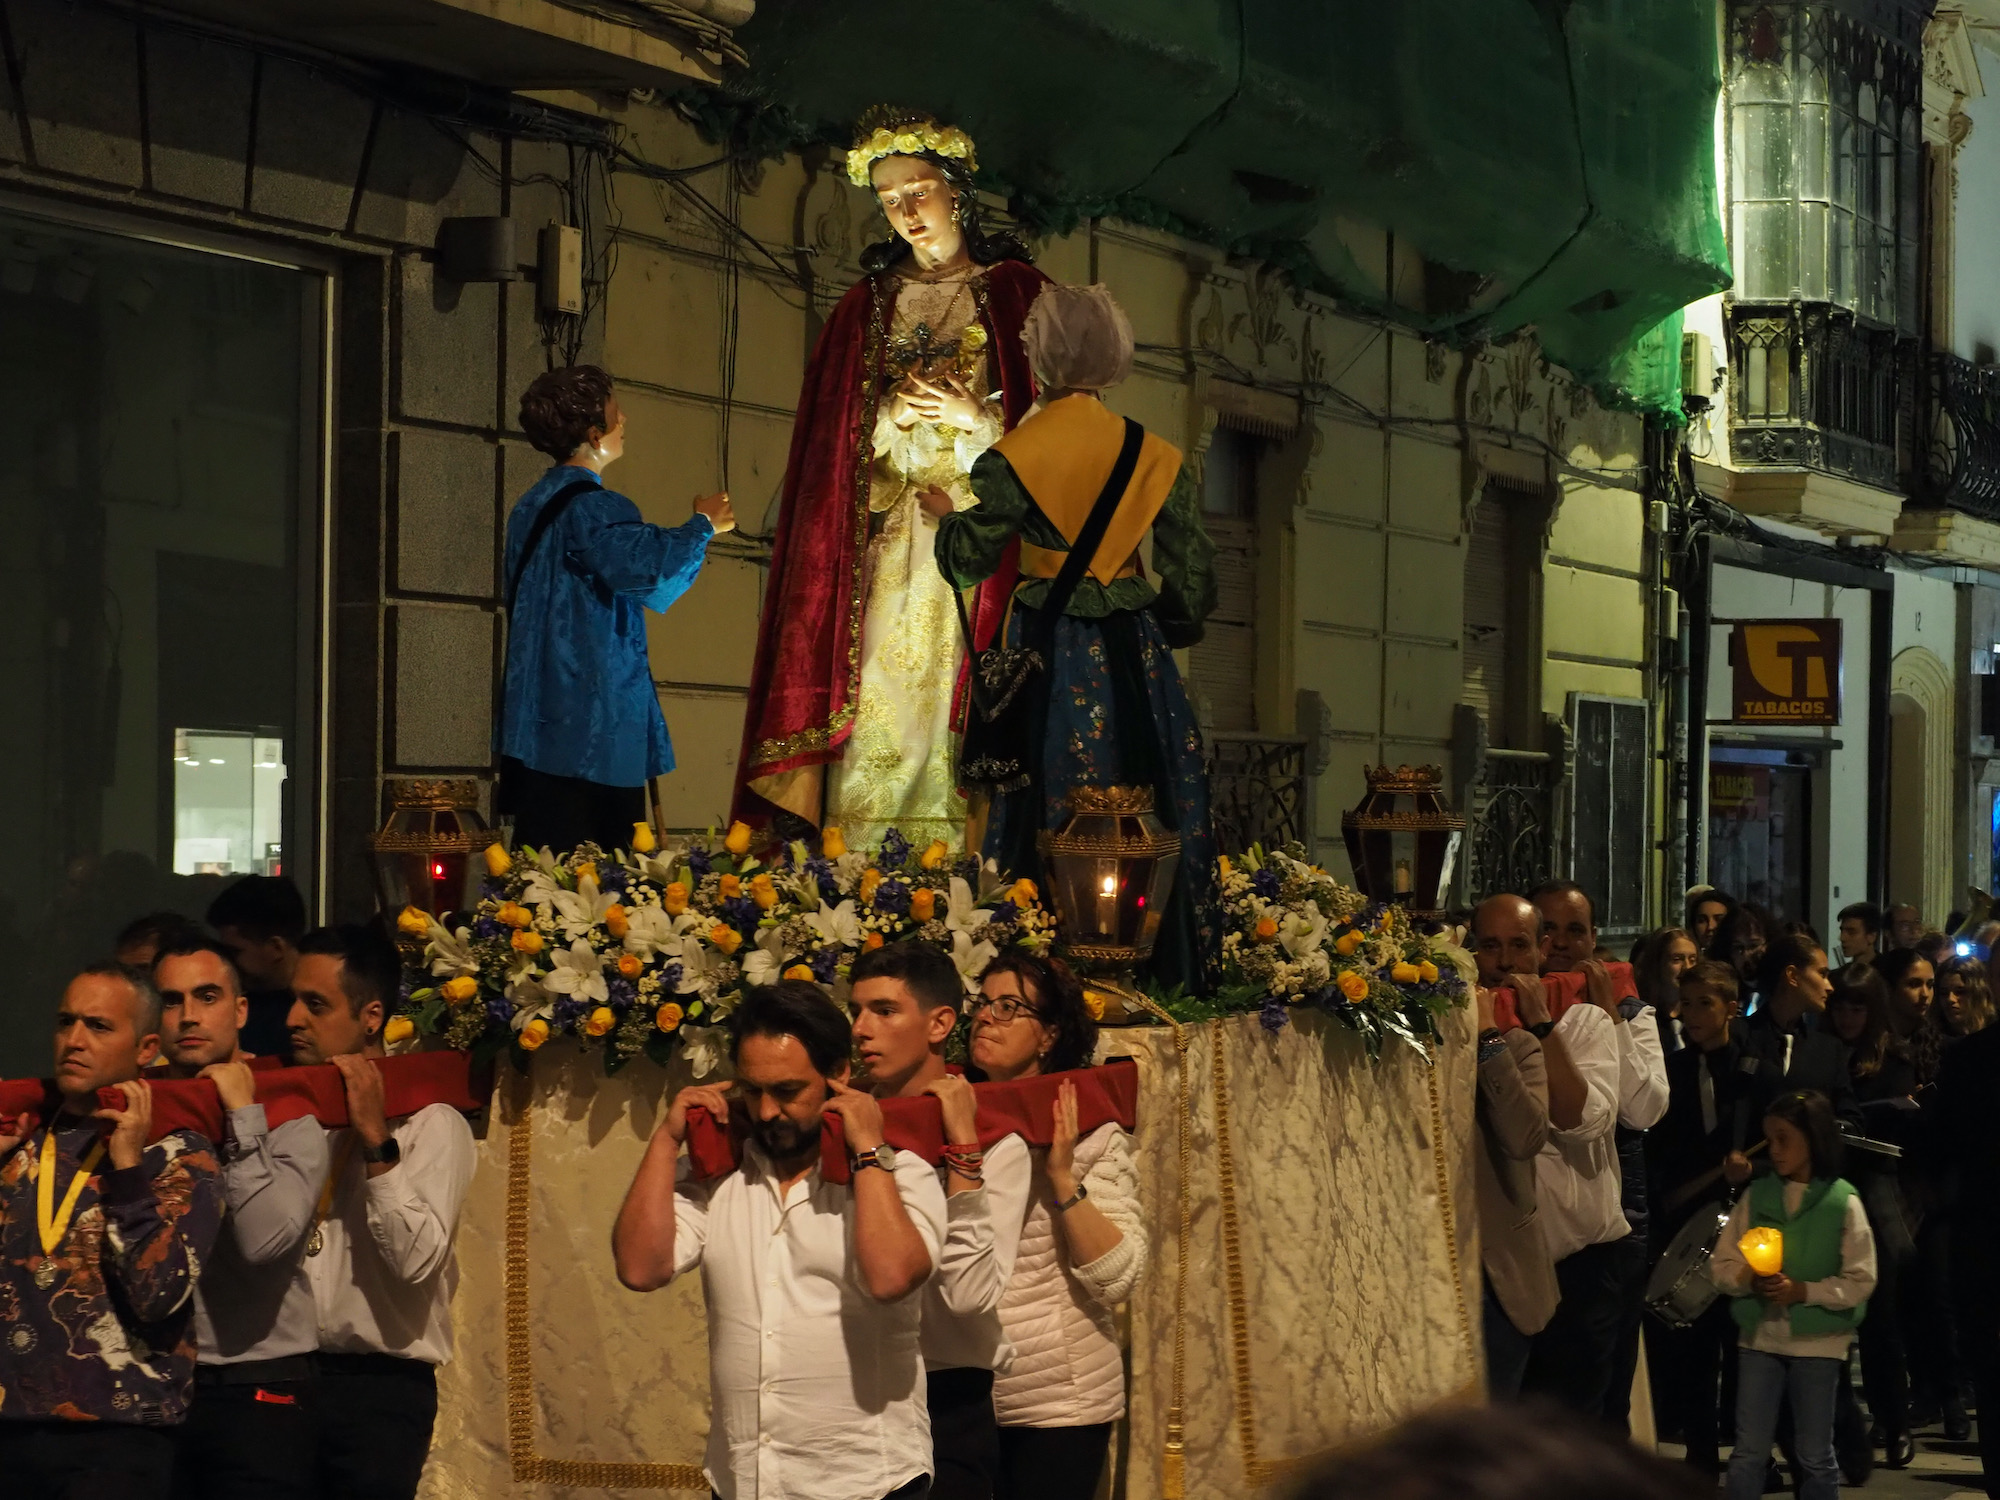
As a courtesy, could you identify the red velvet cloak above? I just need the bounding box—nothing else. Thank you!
[731,258,1052,827]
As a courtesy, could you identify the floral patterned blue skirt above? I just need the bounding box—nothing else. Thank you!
[983,606,1220,993]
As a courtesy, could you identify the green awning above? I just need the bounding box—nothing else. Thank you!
[721,0,1730,412]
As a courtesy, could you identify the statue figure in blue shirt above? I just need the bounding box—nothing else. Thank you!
[499,365,735,854]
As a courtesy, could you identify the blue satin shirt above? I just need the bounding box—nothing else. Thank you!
[498,466,714,787]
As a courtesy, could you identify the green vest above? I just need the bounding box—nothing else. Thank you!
[1730,1175,1867,1340]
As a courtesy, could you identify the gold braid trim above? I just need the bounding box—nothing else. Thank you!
[1122,990,1192,1500]
[505,1100,708,1491]
[1208,1017,1478,1488]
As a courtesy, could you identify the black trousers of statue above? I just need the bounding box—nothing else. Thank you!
[928,1366,999,1500]
[0,1420,176,1500]
[498,755,645,856]
[313,1354,437,1500]
[995,1423,1114,1500]
[1523,1239,1627,1420]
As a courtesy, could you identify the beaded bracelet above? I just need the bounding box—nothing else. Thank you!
[942,1144,986,1182]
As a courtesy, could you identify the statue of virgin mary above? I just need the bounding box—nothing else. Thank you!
[731,108,1051,850]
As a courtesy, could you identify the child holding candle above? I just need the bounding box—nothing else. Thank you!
[1710,1089,1876,1500]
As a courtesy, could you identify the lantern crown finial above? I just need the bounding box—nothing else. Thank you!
[1064,785,1156,815]
[1361,763,1446,795]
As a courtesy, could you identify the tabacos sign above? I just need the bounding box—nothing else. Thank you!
[1728,620,1842,726]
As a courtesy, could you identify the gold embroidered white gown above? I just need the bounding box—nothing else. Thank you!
[826,272,1001,851]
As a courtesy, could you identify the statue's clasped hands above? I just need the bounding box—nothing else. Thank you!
[893,371,982,433]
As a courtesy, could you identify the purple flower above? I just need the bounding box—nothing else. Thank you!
[873,879,912,918]
[879,829,911,869]
[485,996,512,1025]
[606,975,637,1009]
[474,916,503,939]
[810,946,841,983]
[399,974,417,1004]
[599,866,630,893]
[723,896,760,934]
[803,855,841,901]
[551,996,588,1026]
[1259,997,1291,1034]
[658,962,684,991]
[1250,869,1281,899]
[686,847,713,877]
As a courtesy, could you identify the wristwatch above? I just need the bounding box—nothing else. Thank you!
[362,1136,402,1167]
[1528,1020,1557,1039]
[850,1143,896,1175]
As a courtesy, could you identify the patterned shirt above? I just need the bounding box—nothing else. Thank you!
[0,1116,222,1426]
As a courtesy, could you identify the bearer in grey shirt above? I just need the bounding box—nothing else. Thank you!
[154,938,328,1500]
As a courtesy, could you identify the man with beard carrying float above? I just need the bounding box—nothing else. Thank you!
[733,109,1051,853]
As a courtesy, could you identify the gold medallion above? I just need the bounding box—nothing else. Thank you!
[33,1259,58,1289]
[306,1225,323,1258]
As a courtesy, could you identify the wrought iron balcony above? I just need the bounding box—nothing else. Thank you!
[1723,301,1916,493]
[1920,351,2000,523]
[1205,733,1309,856]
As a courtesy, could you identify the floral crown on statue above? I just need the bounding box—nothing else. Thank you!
[846,106,978,187]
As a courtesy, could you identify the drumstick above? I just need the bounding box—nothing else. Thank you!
[1664,1139,1767,1212]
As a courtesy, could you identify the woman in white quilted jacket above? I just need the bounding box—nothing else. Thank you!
[967,950,1147,1500]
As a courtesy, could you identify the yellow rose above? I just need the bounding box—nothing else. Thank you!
[719,874,742,900]
[893,131,921,154]
[497,902,533,929]
[821,826,848,860]
[1334,929,1363,956]
[518,1018,551,1051]
[863,931,885,952]
[441,975,479,1004]
[396,905,430,937]
[655,1002,684,1033]
[724,821,754,857]
[483,842,513,876]
[859,868,884,905]
[869,127,895,152]
[960,324,987,351]
[1218,854,1234,880]
[663,882,689,916]
[750,873,779,911]
[784,964,815,981]
[631,821,656,854]
[583,1006,615,1038]
[573,861,597,886]
[846,149,867,184]
[604,904,629,939]
[909,888,937,922]
[1337,971,1369,1002]
[1391,961,1422,985]
[920,840,949,870]
[709,924,742,956]
[512,929,544,955]
[384,1015,415,1045]
[1254,916,1279,943]
[1418,960,1440,984]
[1010,878,1038,909]
[618,953,643,979]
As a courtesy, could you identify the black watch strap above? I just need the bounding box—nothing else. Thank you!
[362,1136,401,1166]
[1529,1020,1557,1039]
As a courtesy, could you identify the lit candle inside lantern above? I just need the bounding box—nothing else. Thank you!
[1739,1226,1784,1278]
[1097,868,1118,941]
[1393,857,1412,895]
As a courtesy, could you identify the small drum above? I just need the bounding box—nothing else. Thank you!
[1840,1130,1904,1186]
[1645,1204,1730,1329]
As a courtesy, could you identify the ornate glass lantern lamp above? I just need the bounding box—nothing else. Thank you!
[1340,764,1464,919]
[369,778,492,924]
[1037,786,1181,1008]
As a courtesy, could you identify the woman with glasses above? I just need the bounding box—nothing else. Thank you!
[965,951,1145,1500]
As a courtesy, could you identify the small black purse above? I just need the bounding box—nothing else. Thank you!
[954,418,1144,794]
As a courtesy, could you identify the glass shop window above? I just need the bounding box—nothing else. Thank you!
[0,205,322,1076]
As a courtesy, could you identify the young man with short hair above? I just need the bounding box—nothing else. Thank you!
[292,923,475,1500]
[615,980,946,1500]
[156,938,329,1500]
[208,874,309,1059]
[1885,903,1924,953]
[850,942,1033,1500]
[1837,903,1883,964]
[0,964,223,1497]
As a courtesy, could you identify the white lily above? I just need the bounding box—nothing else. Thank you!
[519,864,564,909]
[542,939,609,1005]
[944,876,993,937]
[679,1024,728,1079]
[741,927,791,988]
[504,969,546,1012]
[974,858,1009,904]
[548,876,622,941]
[807,899,863,949]
[949,928,998,993]
[1278,907,1329,960]
[673,942,712,995]
[829,851,870,896]
[426,921,478,979]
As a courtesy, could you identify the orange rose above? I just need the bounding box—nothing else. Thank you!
[784,964,815,981]
[1337,971,1369,1002]
[604,904,629,939]
[1391,961,1422,985]
[518,1018,551,1051]
[863,931,885,952]
[723,821,754,857]
[583,1006,616,1037]
[719,874,742,900]
[663,882,689,916]
[1334,929,1362,956]
[441,975,479,1004]
[496,902,533,929]
[910,888,937,922]
[709,924,742,956]
[859,868,883,905]
[750,873,779,911]
[655,1002,684,1033]
[1254,916,1279,943]
[1010,878,1038,909]
[617,953,643,979]
[511,929,544,955]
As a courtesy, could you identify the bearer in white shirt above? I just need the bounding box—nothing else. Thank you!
[289,924,476,1500]
[850,942,1033,1500]
[615,980,947,1500]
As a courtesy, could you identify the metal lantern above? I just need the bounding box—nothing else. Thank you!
[1340,763,1464,919]
[1036,786,1182,987]
[369,778,492,922]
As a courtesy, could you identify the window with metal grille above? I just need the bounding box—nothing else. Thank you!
[1566,693,1652,940]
